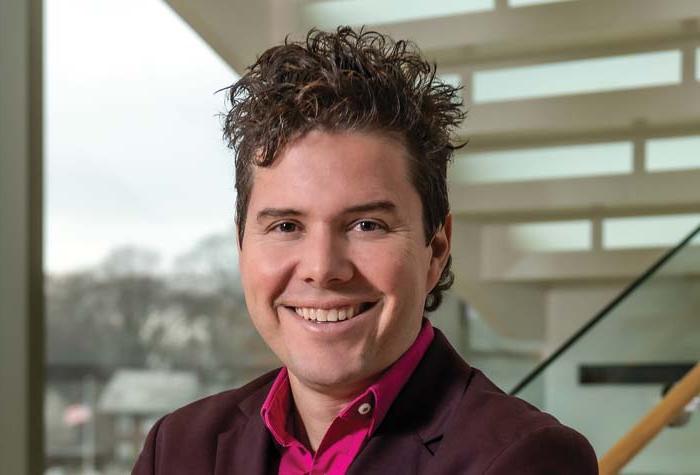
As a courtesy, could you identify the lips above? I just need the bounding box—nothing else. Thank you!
[289,301,376,323]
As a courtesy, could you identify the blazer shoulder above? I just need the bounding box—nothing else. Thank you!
[160,369,279,435]
[161,368,280,430]
[463,368,574,436]
[132,368,279,474]
[484,425,598,475]
[444,368,597,474]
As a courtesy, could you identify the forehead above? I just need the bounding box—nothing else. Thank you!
[247,130,420,214]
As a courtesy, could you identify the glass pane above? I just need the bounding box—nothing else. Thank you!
[504,220,592,252]
[45,1,277,473]
[302,0,493,29]
[473,51,681,103]
[450,142,632,184]
[439,73,463,88]
[603,214,700,249]
[647,135,700,172]
[463,307,541,391]
[437,72,465,102]
[45,0,239,273]
[514,224,700,473]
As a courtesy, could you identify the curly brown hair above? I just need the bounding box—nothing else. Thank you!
[222,27,465,311]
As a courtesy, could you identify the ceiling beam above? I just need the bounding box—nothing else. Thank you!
[461,84,700,148]
[164,0,277,74]
[478,247,700,283]
[450,169,700,220]
[372,0,700,68]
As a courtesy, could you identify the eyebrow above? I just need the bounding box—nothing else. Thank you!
[255,200,397,223]
[343,200,397,214]
[256,208,303,223]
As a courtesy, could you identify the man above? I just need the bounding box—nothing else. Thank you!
[133,27,598,474]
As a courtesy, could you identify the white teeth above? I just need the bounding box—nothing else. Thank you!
[292,304,367,323]
[327,309,338,322]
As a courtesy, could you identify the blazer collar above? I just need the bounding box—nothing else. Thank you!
[348,329,473,472]
[387,328,472,443]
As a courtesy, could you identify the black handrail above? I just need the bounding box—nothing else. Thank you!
[510,222,700,396]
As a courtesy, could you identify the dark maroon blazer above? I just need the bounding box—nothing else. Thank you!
[132,329,598,474]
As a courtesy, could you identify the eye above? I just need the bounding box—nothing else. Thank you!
[272,221,298,233]
[353,220,385,232]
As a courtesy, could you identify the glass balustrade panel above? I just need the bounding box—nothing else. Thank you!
[515,225,700,474]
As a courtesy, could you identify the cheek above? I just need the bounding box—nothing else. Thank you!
[352,240,431,294]
[240,245,293,308]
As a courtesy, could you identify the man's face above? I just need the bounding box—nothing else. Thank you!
[239,130,450,395]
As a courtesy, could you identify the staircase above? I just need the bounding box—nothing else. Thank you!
[164,2,700,472]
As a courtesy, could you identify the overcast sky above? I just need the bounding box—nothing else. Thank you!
[45,0,239,273]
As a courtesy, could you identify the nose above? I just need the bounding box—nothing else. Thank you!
[298,228,353,287]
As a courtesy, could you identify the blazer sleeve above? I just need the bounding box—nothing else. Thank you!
[484,425,598,475]
[131,415,167,475]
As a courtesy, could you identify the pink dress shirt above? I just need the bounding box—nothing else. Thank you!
[260,319,435,475]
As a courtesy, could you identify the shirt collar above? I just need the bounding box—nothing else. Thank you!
[260,318,435,445]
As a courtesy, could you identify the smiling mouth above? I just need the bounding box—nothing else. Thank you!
[287,301,377,323]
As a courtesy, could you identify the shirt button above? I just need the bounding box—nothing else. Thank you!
[358,402,373,415]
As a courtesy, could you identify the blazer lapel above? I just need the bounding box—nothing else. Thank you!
[214,380,278,475]
[348,329,472,474]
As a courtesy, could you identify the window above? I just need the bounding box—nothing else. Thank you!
[45,1,276,473]
[647,136,700,172]
[603,214,700,249]
[450,142,632,184]
[302,0,493,29]
[503,220,592,252]
[473,51,681,103]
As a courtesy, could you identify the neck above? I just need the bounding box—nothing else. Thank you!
[287,373,371,452]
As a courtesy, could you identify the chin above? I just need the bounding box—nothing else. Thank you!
[290,359,373,391]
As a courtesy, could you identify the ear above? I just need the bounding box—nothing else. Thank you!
[426,214,452,292]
